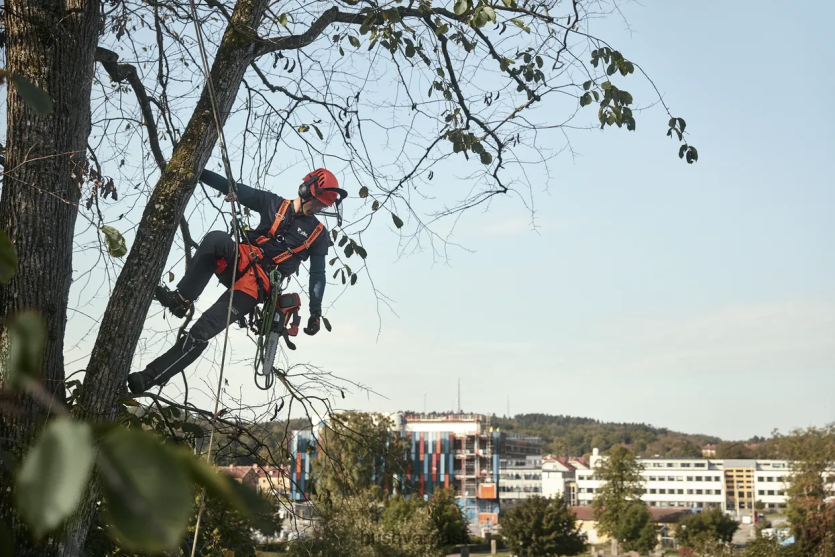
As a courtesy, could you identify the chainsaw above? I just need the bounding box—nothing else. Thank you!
[252,272,301,390]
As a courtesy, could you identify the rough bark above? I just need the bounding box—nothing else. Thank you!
[0,0,102,554]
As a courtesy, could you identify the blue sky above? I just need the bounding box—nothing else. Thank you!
[299,0,835,440]
[58,0,834,441]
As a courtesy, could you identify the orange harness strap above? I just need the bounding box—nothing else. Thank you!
[271,223,324,265]
[256,199,292,245]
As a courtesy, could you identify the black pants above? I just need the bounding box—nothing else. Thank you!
[142,231,259,387]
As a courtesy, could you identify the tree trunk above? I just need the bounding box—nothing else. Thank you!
[0,0,101,554]
[65,0,270,551]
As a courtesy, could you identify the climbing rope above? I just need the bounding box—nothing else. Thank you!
[182,1,268,554]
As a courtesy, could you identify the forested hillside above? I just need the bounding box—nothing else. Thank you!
[492,413,721,458]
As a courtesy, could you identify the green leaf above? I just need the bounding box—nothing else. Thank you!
[679,145,687,159]
[372,200,380,211]
[392,213,404,229]
[501,0,513,6]
[0,519,13,556]
[677,118,686,133]
[355,245,368,259]
[601,81,613,90]
[338,235,348,247]
[480,151,493,165]
[668,117,676,128]
[510,18,530,33]
[350,274,358,286]
[16,418,95,539]
[582,80,591,91]
[99,428,193,552]
[481,6,496,23]
[298,124,309,133]
[312,124,324,140]
[592,90,600,101]
[686,146,699,164]
[580,92,592,107]
[536,56,543,69]
[359,186,369,198]
[405,44,415,58]
[100,226,128,258]
[10,74,53,116]
[0,231,18,284]
[180,422,205,437]
[620,91,633,105]
[348,35,360,48]
[7,311,46,387]
[454,0,468,15]
[278,13,288,27]
[344,242,354,258]
[322,316,332,332]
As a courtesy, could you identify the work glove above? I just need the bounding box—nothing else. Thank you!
[303,314,320,336]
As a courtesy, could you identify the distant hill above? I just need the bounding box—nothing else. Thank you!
[492,413,722,458]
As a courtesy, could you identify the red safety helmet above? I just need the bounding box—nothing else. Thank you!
[299,169,347,207]
[299,169,347,225]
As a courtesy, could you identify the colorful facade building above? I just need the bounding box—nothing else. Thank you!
[288,413,543,531]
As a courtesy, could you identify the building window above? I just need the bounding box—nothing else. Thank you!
[768,490,775,496]
[659,489,666,494]
[696,476,703,481]
[767,477,774,482]
[777,491,785,496]
[668,476,675,482]
[682,463,691,468]
[758,490,765,496]
[695,463,706,468]
[667,463,674,468]
[687,490,694,495]
[650,489,657,494]
[687,476,694,482]
[649,476,657,482]
[696,489,703,495]
[678,489,684,494]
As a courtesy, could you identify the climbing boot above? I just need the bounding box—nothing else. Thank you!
[155,284,192,318]
[127,370,154,395]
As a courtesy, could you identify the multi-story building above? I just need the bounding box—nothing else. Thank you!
[542,456,587,506]
[288,413,542,532]
[499,453,543,507]
[575,448,793,514]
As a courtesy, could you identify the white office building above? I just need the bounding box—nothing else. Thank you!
[542,456,588,506]
[575,448,795,514]
[499,454,543,506]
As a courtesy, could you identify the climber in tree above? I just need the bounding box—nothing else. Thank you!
[127,167,347,394]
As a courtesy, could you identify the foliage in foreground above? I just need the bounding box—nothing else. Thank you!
[0,309,278,555]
